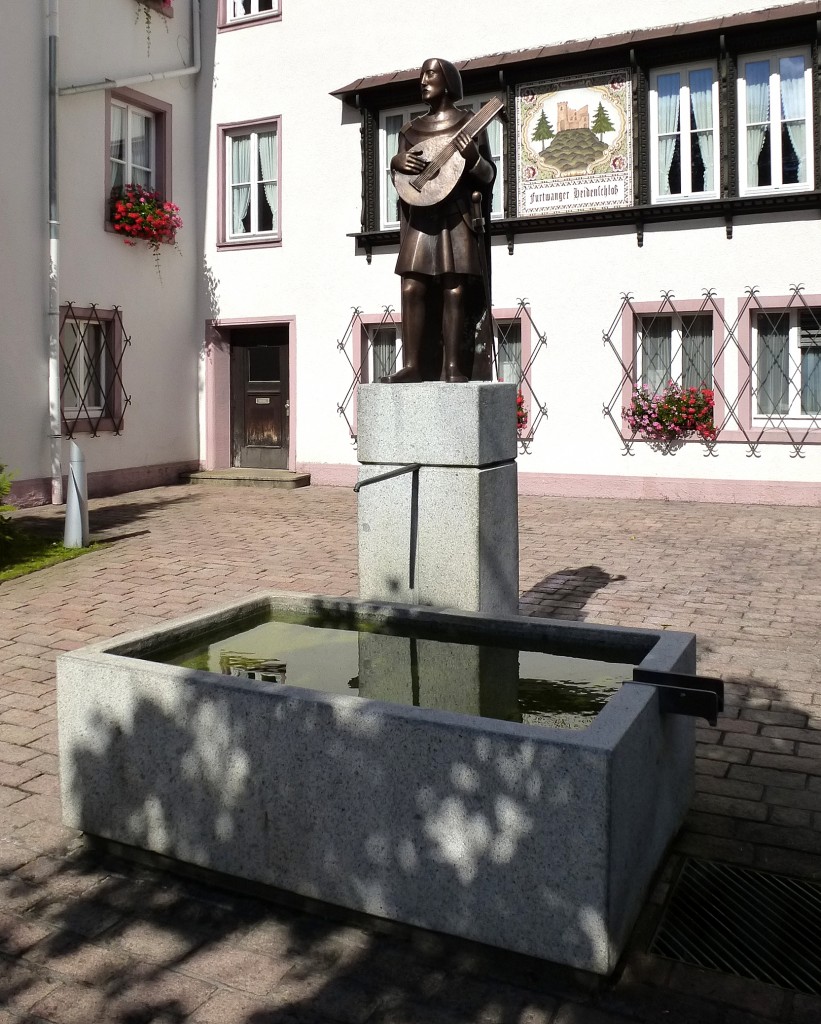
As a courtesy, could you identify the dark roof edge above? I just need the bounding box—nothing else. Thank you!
[331,1,821,101]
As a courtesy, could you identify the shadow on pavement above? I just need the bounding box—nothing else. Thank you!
[520,565,626,621]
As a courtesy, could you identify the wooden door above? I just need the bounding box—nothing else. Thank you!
[231,338,289,469]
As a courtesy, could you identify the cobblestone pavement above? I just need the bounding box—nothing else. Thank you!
[1,484,820,1024]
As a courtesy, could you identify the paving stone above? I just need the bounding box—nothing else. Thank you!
[723,734,796,754]
[694,776,763,801]
[754,844,821,880]
[789,992,821,1024]
[667,962,788,1018]
[0,960,63,1012]
[187,988,307,1024]
[694,757,729,778]
[728,765,807,790]
[180,941,296,994]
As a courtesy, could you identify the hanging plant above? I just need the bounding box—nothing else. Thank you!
[516,390,528,434]
[111,183,182,276]
[134,0,173,55]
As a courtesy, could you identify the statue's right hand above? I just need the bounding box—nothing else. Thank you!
[392,148,427,175]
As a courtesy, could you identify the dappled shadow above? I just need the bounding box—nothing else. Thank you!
[40,589,701,1022]
[520,565,627,621]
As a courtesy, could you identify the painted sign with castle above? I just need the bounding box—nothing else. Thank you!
[516,70,633,217]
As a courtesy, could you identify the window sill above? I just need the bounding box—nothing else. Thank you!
[352,190,821,255]
[217,236,282,251]
[218,11,281,31]
[63,417,119,434]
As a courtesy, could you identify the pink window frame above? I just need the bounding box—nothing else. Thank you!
[104,88,172,230]
[217,0,281,31]
[494,306,533,428]
[620,298,726,442]
[217,116,283,250]
[731,292,821,444]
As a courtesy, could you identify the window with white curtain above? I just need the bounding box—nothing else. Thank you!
[62,320,107,413]
[638,314,714,395]
[754,309,821,417]
[363,325,402,383]
[649,63,719,202]
[227,0,280,21]
[378,93,504,230]
[738,48,813,194]
[110,101,154,193]
[225,123,280,240]
[496,320,522,384]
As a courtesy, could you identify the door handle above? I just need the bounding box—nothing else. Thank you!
[285,399,290,416]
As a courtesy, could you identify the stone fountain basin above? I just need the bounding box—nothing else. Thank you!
[57,591,696,974]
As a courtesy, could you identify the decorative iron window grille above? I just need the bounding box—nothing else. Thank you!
[603,285,821,458]
[59,302,131,439]
[336,299,547,454]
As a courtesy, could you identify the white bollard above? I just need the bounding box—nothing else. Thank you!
[64,440,89,548]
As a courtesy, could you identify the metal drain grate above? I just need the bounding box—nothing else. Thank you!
[650,858,821,994]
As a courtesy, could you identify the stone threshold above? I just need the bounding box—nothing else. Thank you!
[181,469,310,489]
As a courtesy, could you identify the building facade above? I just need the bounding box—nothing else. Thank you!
[2,0,201,506]
[5,1,821,507]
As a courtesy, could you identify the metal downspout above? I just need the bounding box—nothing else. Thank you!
[47,0,62,504]
[58,0,201,96]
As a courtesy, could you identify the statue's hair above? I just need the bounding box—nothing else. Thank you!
[424,58,464,101]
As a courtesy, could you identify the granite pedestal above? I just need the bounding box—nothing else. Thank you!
[357,382,518,614]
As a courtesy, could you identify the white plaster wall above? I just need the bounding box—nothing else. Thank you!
[0,3,48,486]
[0,0,201,496]
[203,0,821,494]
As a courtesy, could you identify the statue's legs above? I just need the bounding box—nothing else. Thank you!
[442,274,469,383]
[382,274,426,383]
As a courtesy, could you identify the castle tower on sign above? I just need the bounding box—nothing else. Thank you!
[556,101,589,131]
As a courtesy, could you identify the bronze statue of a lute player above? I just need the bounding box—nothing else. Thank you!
[382,58,499,384]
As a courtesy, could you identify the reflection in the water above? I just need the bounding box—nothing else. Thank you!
[166,619,633,731]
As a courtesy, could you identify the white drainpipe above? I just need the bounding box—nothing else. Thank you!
[47,0,61,504]
[59,0,201,96]
[48,1,201,504]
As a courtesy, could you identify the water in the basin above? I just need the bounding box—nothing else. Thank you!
[157,618,633,731]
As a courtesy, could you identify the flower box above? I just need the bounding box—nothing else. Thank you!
[110,184,182,253]
[625,381,716,443]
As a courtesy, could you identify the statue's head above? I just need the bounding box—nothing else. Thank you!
[420,58,463,102]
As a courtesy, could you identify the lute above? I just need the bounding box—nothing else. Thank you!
[393,96,503,207]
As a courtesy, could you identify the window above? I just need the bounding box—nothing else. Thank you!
[738,48,813,194]
[637,314,713,394]
[110,101,154,192]
[378,92,504,230]
[218,118,281,247]
[59,305,125,434]
[222,0,280,24]
[379,102,426,230]
[362,324,402,383]
[754,308,821,416]
[496,320,522,384]
[106,89,170,220]
[650,63,719,202]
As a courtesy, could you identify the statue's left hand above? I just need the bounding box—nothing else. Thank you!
[454,130,480,167]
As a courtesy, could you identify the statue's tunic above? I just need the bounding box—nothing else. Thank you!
[394,111,495,280]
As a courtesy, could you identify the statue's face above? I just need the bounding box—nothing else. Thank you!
[420,60,447,103]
